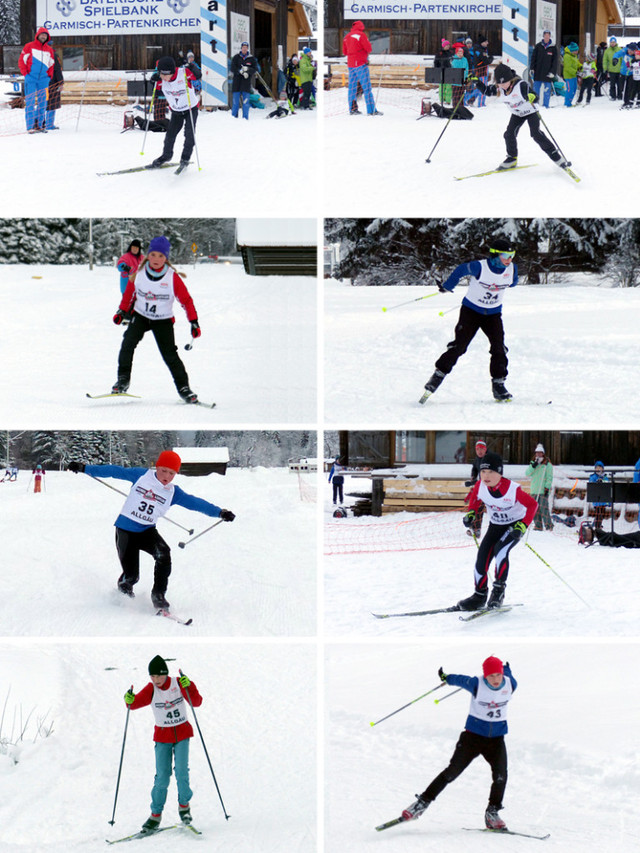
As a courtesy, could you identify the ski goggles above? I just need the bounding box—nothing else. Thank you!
[489,248,516,259]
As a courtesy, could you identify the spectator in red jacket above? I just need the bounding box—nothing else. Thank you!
[342,21,382,116]
[124,655,202,833]
[19,26,55,133]
[116,239,143,295]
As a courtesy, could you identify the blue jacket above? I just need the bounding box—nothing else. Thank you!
[633,458,640,484]
[589,464,610,507]
[84,464,223,532]
[614,48,633,76]
[446,663,517,738]
[441,257,518,315]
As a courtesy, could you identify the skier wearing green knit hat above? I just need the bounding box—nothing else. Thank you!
[124,655,203,833]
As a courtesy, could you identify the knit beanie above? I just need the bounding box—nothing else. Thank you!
[148,235,171,258]
[482,656,504,677]
[148,655,169,676]
[479,452,503,475]
[156,450,181,472]
[157,56,176,74]
[475,439,487,451]
[534,443,545,454]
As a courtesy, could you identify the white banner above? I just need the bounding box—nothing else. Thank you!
[535,0,556,42]
[200,0,228,107]
[343,2,503,20]
[39,0,200,36]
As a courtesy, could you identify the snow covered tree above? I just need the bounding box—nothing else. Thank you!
[0,0,20,44]
[603,220,640,287]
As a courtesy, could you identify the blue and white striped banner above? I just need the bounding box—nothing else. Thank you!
[200,0,228,107]
[502,0,529,77]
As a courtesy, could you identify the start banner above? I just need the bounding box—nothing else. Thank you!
[343,2,503,19]
[38,0,201,35]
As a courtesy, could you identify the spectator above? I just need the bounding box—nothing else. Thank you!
[595,41,607,96]
[434,38,453,104]
[464,439,488,538]
[530,29,558,108]
[116,239,143,296]
[230,41,259,120]
[525,444,554,531]
[329,457,346,505]
[562,42,580,106]
[46,51,63,130]
[299,46,314,109]
[588,461,610,529]
[343,20,382,116]
[19,26,55,133]
[603,37,623,100]
[450,42,469,113]
[470,35,493,106]
[286,54,301,106]
[617,42,638,108]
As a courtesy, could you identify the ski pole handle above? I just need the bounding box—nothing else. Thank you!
[434,687,463,704]
[370,682,445,727]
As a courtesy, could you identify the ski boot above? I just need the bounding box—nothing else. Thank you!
[496,156,517,171]
[368,109,384,116]
[457,590,487,611]
[492,378,513,402]
[111,378,130,394]
[552,152,571,169]
[146,156,170,169]
[487,582,506,609]
[402,795,430,821]
[178,805,192,825]
[117,575,135,598]
[141,814,162,833]
[350,107,362,115]
[179,386,199,404]
[151,590,171,610]
[485,805,507,831]
[419,369,445,404]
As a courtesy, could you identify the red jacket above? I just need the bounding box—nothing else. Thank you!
[467,477,538,526]
[128,678,203,743]
[343,21,372,69]
[19,27,55,79]
[119,268,198,323]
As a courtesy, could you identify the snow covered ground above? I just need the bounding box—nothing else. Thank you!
[0,264,316,426]
[0,642,316,851]
[324,278,640,425]
[326,642,640,852]
[0,102,318,218]
[323,470,640,637]
[324,88,640,217]
[0,467,316,636]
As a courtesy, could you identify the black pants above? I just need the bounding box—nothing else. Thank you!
[161,106,198,161]
[117,315,189,391]
[504,112,557,160]
[624,77,639,105]
[332,476,344,504]
[474,522,520,593]
[115,527,171,594]
[609,71,622,99]
[421,730,507,809]
[301,80,313,108]
[435,304,508,379]
[577,77,594,103]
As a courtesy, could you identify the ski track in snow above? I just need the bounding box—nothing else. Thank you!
[0,264,316,426]
[324,93,640,217]
[324,279,640,424]
[0,106,318,218]
[0,469,316,636]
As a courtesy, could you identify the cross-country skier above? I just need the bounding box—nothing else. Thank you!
[66,450,235,610]
[475,63,569,171]
[111,236,201,403]
[124,655,202,833]
[459,452,537,610]
[147,55,201,170]
[419,237,518,404]
[401,656,517,832]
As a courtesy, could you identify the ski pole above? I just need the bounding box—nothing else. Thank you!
[537,112,570,163]
[184,337,195,351]
[184,68,201,171]
[434,686,463,704]
[179,670,230,820]
[438,304,459,317]
[109,685,133,825]
[525,542,591,607]
[140,83,158,156]
[178,519,224,549]
[369,682,446,727]
[381,291,440,312]
[425,84,466,163]
[88,475,194,535]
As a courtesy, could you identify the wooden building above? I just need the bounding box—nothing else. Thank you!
[236,218,317,276]
[13,0,311,99]
[173,446,229,476]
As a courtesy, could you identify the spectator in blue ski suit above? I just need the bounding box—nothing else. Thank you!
[19,26,55,133]
[588,461,610,529]
[328,457,345,505]
[401,657,517,831]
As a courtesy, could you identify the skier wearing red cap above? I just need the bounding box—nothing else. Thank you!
[67,451,235,609]
[401,656,517,832]
[460,452,537,610]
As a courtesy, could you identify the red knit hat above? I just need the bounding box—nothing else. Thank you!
[482,656,504,677]
[475,439,487,450]
[156,450,181,472]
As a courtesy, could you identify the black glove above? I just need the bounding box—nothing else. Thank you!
[438,666,447,683]
[511,521,527,540]
[464,479,475,488]
[117,262,131,274]
[190,320,201,339]
[220,509,235,522]
[462,511,475,529]
[436,280,447,293]
[530,459,538,468]
[67,461,86,473]
[113,310,128,325]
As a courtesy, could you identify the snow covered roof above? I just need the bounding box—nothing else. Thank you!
[174,447,230,463]
[236,219,317,247]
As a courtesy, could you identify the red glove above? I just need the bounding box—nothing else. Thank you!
[190,320,201,338]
